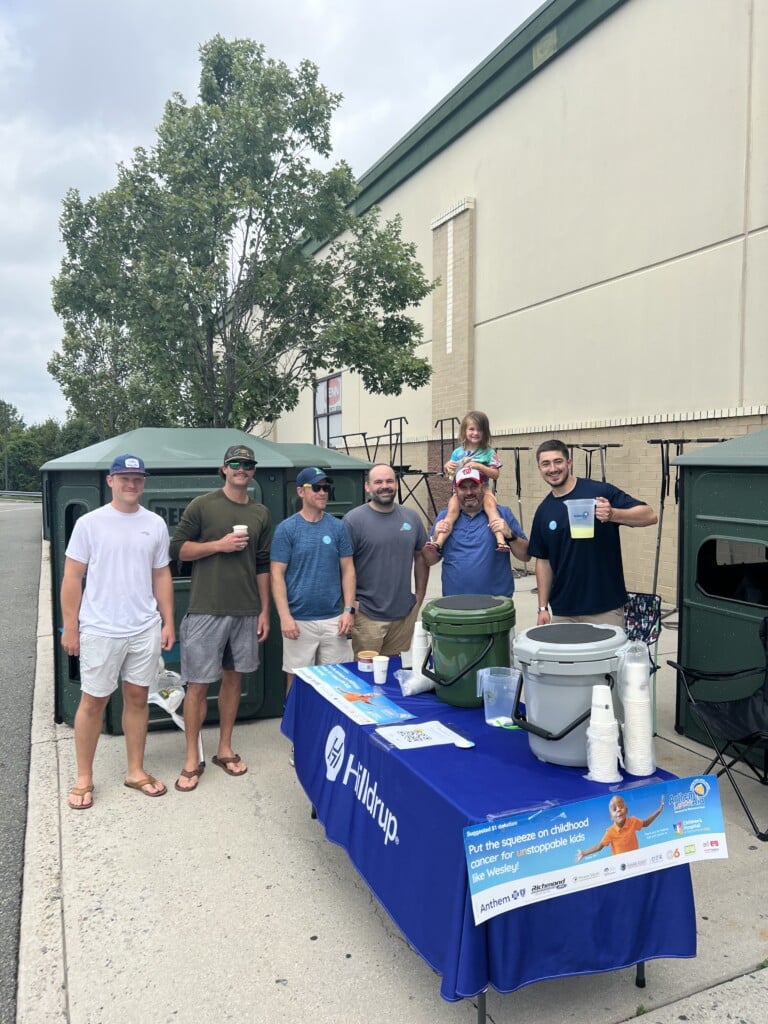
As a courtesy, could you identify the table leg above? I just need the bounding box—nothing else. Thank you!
[635,961,646,988]
[476,989,486,1022]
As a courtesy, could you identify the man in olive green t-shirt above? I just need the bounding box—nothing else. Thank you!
[170,444,272,792]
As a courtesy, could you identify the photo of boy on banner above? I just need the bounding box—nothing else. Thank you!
[576,794,665,861]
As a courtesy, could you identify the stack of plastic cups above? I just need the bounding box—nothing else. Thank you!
[409,619,430,676]
[621,646,655,776]
[585,683,622,783]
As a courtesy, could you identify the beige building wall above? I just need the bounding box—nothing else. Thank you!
[271,0,768,602]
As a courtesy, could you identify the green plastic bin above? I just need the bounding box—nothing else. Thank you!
[420,594,516,708]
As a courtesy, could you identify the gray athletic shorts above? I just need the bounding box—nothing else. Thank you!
[180,613,261,683]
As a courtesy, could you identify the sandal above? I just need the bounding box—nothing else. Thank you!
[211,754,248,777]
[174,763,205,792]
[124,774,167,798]
[68,784,94,810]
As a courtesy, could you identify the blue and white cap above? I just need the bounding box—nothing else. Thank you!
[109,454,148,476]
[296,467,333,487]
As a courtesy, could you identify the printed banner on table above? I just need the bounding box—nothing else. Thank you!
[295,663,414,726]
[464,776,727,924]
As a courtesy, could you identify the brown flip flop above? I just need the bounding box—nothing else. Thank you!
[68,784,94,810]
[124,774,167,797]
[174,763,205,792]
[211,754,248,777]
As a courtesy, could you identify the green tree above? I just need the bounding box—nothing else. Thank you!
[0,406,101,492]
[50,36,433,432]
[0,401,25,490]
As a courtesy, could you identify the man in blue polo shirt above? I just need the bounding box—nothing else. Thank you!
[422,466,529,596]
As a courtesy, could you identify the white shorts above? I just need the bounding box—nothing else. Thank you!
[79,624,161,698]
[282,618,353,674]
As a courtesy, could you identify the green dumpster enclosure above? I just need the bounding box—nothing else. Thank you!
[41,427,370,734]
[673,429,768,750]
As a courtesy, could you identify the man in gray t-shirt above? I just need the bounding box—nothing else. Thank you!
[343,464,429,658]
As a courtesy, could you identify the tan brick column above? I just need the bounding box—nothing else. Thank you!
[431,198,476,427]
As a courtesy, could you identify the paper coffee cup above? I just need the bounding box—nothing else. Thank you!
[233,524,248,535]
[358,650,378,672]
[372,655,389,685]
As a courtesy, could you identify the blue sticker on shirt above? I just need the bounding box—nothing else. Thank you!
[322,535,332,544]
[548,520,558,531]
[401,522,412,531]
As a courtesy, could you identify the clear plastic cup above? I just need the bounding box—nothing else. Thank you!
[477,666,519,727]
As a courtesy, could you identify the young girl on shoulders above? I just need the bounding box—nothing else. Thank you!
[431,410,508,552]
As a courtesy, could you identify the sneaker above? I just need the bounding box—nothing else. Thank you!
[289,745,294,767]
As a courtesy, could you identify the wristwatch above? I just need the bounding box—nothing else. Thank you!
[343,606,356,614]
[538,606,549,613]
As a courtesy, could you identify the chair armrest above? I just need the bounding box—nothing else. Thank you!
[667,660,762,684]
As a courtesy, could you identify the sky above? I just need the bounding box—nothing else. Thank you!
[0,0,543,426]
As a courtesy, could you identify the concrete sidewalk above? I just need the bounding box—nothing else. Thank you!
[17,547,768,1023]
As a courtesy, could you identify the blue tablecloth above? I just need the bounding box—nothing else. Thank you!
[281,662,696,1001]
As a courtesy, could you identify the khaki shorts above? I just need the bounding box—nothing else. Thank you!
[79,625,161,697]
[552,607,624,629]
[281,617,353,673]
[351,605,420,659]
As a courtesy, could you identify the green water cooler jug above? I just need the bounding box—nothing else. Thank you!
[420,594,516,708]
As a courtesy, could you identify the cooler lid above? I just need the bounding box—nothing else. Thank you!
[421,594,515,625]
[514,622,628,663]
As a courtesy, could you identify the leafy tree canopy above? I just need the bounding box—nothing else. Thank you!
[0,406,99,492]
[50,36,433,432]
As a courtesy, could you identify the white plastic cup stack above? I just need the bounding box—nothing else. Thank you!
[586,683,622,783]
[409,620,430,674]
[620,644,656,776]
[622,692,655,775]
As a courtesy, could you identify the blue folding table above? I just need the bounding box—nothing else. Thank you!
[281,662,696,1014]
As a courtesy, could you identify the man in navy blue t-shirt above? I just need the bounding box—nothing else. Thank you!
[528,440,657,627]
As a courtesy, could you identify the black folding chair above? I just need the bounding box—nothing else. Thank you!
[624,592,662,668]
[668,617,768,841]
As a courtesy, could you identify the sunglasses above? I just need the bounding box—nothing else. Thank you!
[304,483,331,493]
[226,460,256,471]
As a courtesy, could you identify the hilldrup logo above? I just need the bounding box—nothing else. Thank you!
[325,726,346,780]
[324,726,399,846]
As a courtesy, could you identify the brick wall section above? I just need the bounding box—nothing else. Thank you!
[431,203,475,424]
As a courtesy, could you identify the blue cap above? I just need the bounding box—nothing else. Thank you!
[296,467,332,487]
[109,454,148,476]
